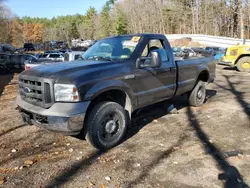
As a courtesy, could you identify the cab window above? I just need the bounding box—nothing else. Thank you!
[141,39,168,61]
[75,54,81,60]
[49,54,60,58]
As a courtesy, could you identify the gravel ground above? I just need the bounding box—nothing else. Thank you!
[0,65,250,188]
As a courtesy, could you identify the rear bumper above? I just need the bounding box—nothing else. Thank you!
[16,94,90,135]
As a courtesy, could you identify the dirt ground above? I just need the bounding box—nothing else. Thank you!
[0,65,250,188]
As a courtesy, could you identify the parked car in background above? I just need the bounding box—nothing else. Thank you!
[44,50,62,54]
[183,48,197,57]
[39,53,64,62]
[76,40,95,48]
[83,40,95,47]
[0,44,16,53]
[51,41,58,49]
[172,47,187,57]
[191,47,206,55]
[172,47,182,56]
[205,46,221,55]
[57,41,68,49]
[25,51,84,70]
[24,43,35,51]
[64,51,84,61]
[33,53,43,59]
[59,49,71,54]
[213,48,226,60]
[0,54,37,73]
[42,41,53,51]
[0,53,9,73]
[24,58,54,70]
[220,44,250,72]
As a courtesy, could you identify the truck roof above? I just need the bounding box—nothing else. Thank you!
[104,33,166,40]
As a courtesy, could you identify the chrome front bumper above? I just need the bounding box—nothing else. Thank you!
[16,94,90,135]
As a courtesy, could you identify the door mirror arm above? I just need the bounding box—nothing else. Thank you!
[136,51,162,69]
[136,57,151,69]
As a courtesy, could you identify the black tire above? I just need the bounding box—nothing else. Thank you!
[189,81,206,107]
[85,102,128,150]
[236,57,250,72]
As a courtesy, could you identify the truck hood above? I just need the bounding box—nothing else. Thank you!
[21,60,117,83]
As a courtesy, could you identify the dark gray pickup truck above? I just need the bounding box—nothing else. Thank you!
[16,34,216,150]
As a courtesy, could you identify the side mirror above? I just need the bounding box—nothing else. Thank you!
[136,50,162,69]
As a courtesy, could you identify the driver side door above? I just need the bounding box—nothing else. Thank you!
[135,39,176,108]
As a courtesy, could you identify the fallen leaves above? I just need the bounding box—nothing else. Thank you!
[0,176,6,185]
[18,159,36,169]
[98,155,117,163]
[24,159,34,166]
[0,168,17,174]
[88,181,95,186]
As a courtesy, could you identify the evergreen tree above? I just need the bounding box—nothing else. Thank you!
[115,7,128,35]
[83,7,97,39]
[100,1,116,38]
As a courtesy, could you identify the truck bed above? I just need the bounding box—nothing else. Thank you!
[175,56,216,96]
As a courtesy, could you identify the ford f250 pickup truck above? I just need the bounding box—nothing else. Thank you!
[16,34,216,150]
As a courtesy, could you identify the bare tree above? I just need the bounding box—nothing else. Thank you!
[0,2,12,43]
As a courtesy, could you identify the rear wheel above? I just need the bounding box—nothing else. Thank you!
[85,102,128,150]
[237,57,250,72]
[189,81,206,107]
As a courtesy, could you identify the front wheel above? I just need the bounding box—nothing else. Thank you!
[85,102,128,150]
[188,81,206,107]
[236,57,250,72]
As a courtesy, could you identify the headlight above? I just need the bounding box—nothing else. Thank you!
[230,49,238,56]
[54,84,79,102]
[245,47,250,51]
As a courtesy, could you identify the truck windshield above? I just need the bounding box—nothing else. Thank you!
[82,36,140,61]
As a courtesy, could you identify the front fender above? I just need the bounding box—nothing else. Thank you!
[83,80,136,103]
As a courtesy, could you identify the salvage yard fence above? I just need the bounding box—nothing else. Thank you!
[165,34,250,47]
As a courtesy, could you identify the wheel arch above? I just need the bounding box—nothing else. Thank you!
[235,54,250,65]
[196,69,210,83]
[84,80,135,118]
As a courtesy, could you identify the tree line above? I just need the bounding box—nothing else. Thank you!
[0,0,250,47]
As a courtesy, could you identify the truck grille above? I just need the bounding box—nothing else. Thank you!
[18,75,53,108]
